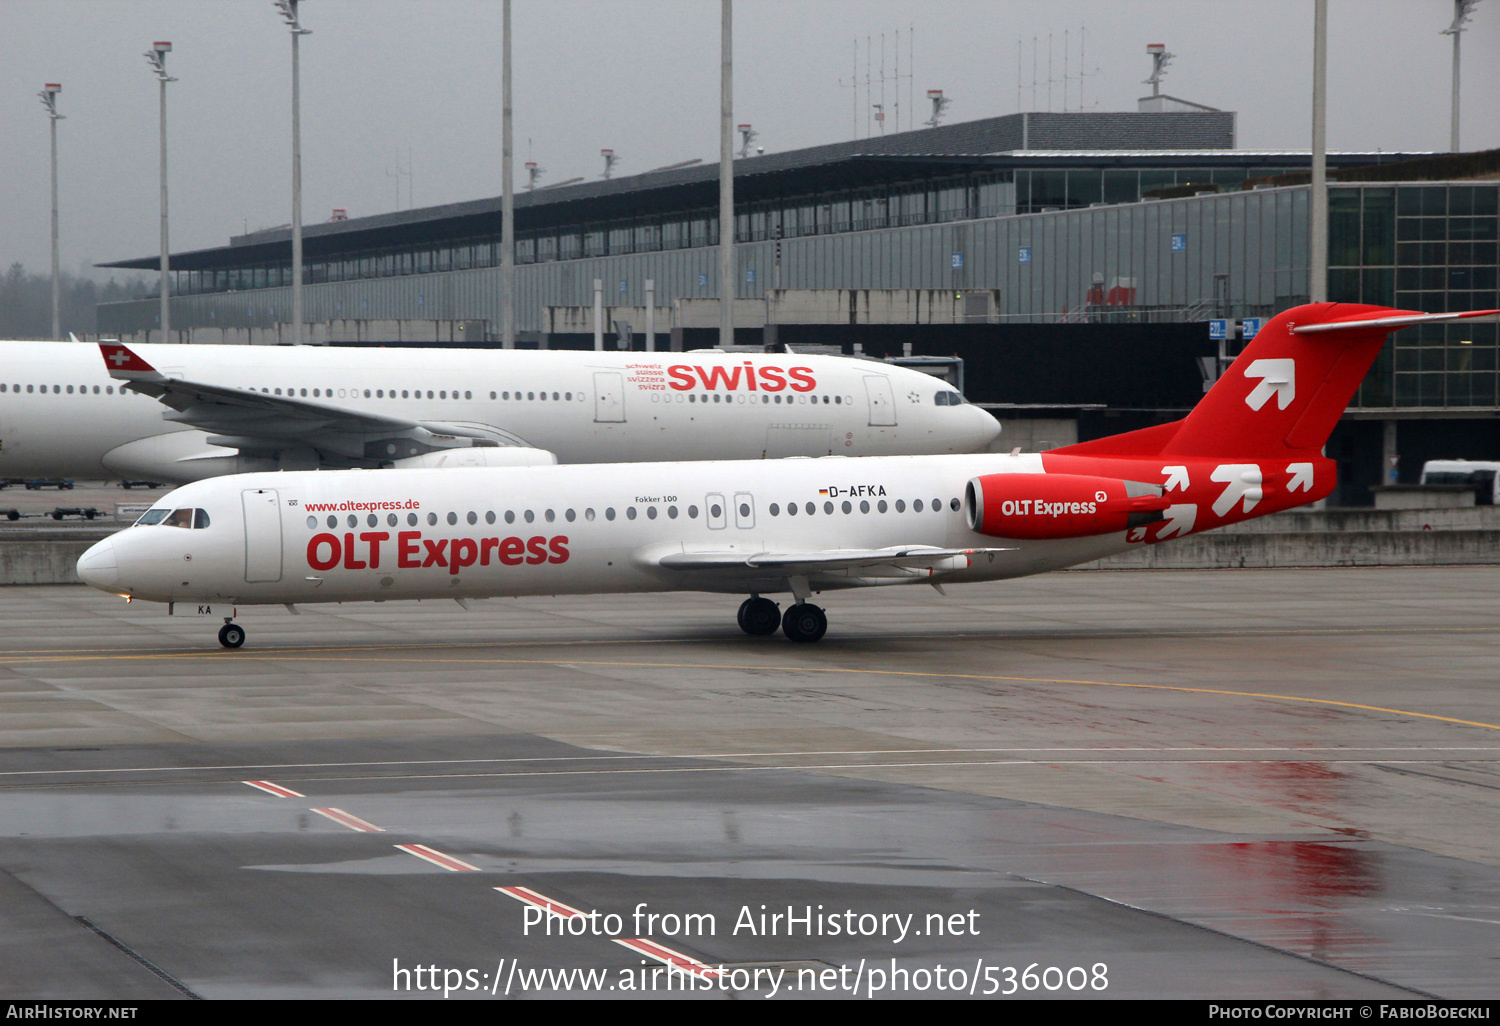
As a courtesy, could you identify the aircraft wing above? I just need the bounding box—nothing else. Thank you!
[99,341,529,461]
[655,545,1012,577]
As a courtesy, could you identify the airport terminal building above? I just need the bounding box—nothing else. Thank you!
[97,109,1500,503]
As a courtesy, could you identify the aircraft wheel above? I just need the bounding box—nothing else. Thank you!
[218,623,246,649]
[781,603,827,643]
[737,596,781,636]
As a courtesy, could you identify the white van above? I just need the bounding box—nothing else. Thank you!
[1419,460,1500,505]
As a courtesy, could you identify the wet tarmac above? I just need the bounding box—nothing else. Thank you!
[0,566,1496,999]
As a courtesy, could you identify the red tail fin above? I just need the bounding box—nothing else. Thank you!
[1053,303,1499,460]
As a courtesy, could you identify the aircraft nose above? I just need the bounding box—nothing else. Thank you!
[76,539,119,590]
[972,406,1003,451]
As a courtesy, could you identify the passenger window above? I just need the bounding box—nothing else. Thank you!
[859,500,870,513]
[327,515,338,528]
[895,499,906,512]
[841,501,853,514]
[407,513,418,526]
[524,510,535,523]
[347,515,358,528]
[306,515,317,529]
[877,500,887,513]
[485,511,496,525]
[467,511,478,525]
[427,512,438,526]
[949,497,961,511]
[387,513,398,527]
[626,507,637,520]
[367,514,378,527]
[545,509,556,523]
[823,501,834,514]
[769,503,780,516]
[667,506,678,519]
[135,508,170,526]
[804,502,815,515]
[505,511,516,524]
[163,508,194,528]
[465,391,472,400]
[913,499,924,512]
[605,507,616,520]
[688,505,699,518]
[193,509,211,529]
[646,507,657,520]
[447,512,458,525]
[585,508,596,521]
[565,509,576,522]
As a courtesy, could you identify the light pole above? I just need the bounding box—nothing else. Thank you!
[38,83,63,341]
[719,0,734,349]
[501,0,515,349]
[144,42,176,342]
[1443,1,1483,152]
[1309,0,1328,304]
[276,0,311,345]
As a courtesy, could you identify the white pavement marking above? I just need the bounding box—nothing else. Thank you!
[494,885,585,919]
[310,807,384,832]
[395,843,480,872]
[243,780,304,798]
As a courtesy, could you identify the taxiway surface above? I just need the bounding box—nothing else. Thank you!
[0,567,1496,999]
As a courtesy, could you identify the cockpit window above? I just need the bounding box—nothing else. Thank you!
[156,508,211,529]
[934,390,964,406]
[135,508,170,526]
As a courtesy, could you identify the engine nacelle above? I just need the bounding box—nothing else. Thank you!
[389,446,557,469]
[965,472,1168,540]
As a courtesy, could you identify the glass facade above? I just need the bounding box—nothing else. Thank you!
[1334,185,1500,409]
[160,163,1303,299]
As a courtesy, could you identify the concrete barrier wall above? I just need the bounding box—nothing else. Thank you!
[0,528,114,585]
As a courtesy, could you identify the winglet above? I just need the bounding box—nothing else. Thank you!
[98,341,162,379]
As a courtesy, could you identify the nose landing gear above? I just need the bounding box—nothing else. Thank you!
[218,618,245,649]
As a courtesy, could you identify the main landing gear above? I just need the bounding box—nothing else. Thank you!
[218,618,245,649]
[737,596,781,636]
[780,602,827,643]
[738,594,828,642]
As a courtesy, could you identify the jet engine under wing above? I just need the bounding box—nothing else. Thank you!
[99,341,531,463]
[654,544,1012,578]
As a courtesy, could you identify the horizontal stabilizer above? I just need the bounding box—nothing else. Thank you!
[1291,308,1500,335]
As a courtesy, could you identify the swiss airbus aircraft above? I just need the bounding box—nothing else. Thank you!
[0,341,999,481]
[77,304,1498,647]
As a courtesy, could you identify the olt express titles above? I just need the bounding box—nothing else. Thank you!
[307,530,569,575]
[665,364,818,393]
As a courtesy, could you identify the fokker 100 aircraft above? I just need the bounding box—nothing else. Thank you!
[76,303,1498,646]
[0,340,1000,482]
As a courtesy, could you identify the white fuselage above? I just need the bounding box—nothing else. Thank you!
[0,342,999,480]
[77,456,1124,608]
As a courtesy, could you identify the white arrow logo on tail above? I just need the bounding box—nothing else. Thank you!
[1211,464,1263,516]
[1286,462,1314,493]
[1161,465,1189,492]
[1155,503,1197,539]
[1244,358,1295,411]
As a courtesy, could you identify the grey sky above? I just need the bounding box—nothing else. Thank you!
[2,0,1496,277]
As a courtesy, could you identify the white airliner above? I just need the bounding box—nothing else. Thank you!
[0,340,999,481]
[76,303,1499,647]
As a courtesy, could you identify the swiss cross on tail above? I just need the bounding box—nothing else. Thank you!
[97,342,162,379]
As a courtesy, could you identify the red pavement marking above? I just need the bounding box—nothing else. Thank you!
[614,938,721,979]
[395,843,480,872]
[494,885,585,919]
[243,780,304,798]
[310,807,384,832]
